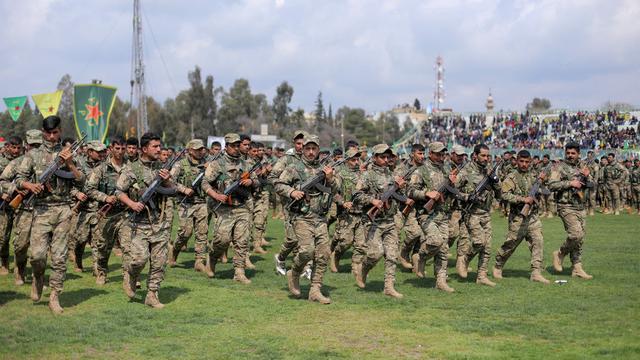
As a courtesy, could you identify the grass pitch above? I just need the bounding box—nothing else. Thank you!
[1,212,639,359]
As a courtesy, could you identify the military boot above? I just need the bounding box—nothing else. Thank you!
[0,257,9,275]
[436,275,455,293]
[571,263,593,280]
[194,259,214,278]
[476,271,496,287]
[208,253,217,278]
[73,247,84,272]
[456,256,468,279]
[492,265,503,279]
[48,290,64,314]
[308,285,331,304]
[530,270,551,284]
[122,271,136,299]
[14,263,26,286]
[144,290,165,309]
[330,251,340,273]
[552,250,565,272]
[287,269,301,297]
[412,253,425,278]
[383,280,403,299]
[245,256,256,270]
[356,264,370,289]
[31,273,44,301]
[588,209,595,216]
[168,245,179,267]
[95,272,107,286]
[261,237,270,247]
[221,249,228,263]
[253,241,267,254]
[233,268,251,284]
[113,247,123,257]
[351,262,361,279]
[399,246,413,269]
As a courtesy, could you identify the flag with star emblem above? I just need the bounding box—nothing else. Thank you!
[32,90,63,118]
[73,84,117,142]
[3,96,28,122]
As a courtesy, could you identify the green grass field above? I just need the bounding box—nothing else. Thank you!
[1,212,639,359]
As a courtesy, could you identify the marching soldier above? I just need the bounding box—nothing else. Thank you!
[447,145,470,271]
[585,151,599,216]
[631,159,640,214]
[246,141,271,256]
[0,135,22,275]
[603,153,625,215]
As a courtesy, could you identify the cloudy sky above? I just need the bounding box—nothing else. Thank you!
[1,0,639,114]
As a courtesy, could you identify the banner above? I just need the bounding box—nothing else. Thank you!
[32,90,63,118]
[73,84,117,142]
[3,96,28,122]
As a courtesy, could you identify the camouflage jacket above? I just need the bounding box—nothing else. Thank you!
[603,162,625,184]
[547,159,591,208]
[352,163,399,221]
[202,151,259,208]
[334,163,362,215]
[75,156,103,212]
[267,153,300,186]
[274,155,339,220]
[631,166,640,185]
[408,158,453,216]
[171,155,205,204]
[501,168,541,216]
[246,156,269,194]
[15,140,83,205]
[115,157,176,224]
[0,152,19,197]
[86,157,126,211]
[456,160,500,213]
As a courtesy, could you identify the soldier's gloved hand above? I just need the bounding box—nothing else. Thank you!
[105,195,117,204]
[290,190,305,200]
[371,199,384,209]
[158,169,170,180]
[76,192,88,201]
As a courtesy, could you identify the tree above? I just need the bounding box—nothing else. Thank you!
[56,74,76,136]
[413,98,421,110]
[376,112,401,144]
[314,91,325,132]
[217,79,260,134]
[272,81,294,136]
[526,97,552,113]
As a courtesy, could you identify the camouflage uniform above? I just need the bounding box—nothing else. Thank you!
[202,148,258,283]
[597,162,608,210]
[0,151,18,272]
[393,160,423,268]
[246,155,270,253]
[631,164,640,212]
[603,160,624,212]
[585,160,599,214]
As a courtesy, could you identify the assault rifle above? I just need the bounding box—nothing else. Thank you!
[177,167,206,208]
[366,166,417,221]
[423,161,468,214]
[211,159,264,211]
[285,157,348,211]
[573,159,594,200]
[9,133,87,209]
[520,169,552,217]
[463,160,502,213]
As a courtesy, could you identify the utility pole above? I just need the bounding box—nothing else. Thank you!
[129,0,148,138]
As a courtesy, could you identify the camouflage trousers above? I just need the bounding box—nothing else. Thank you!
[463,211,492,273]
[448,210,470,258]
[252,191,269,247]
[556,205,586,266]
[331,212,365,270]
[93,211,130,277]
[277,210,298,261]
[68,210,99,266]
[416,213,449,279]
[13,209,33,269]
[0,209,14,261]
[210,205,251,270]
[125,221,170,292]
[395,210,422,256]
[30,204,72,293]
[585,185,597,211]
[597,183,608,209]
[327,202,338,228]
[606,182,621,210]
[363,220,398,284]
[495,213,544,271]
[632,185,640,209]
[174,202,209,260]
[291,217,330,287]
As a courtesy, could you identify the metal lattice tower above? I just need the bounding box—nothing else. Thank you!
[433,56,445,111]
[129,0,148,138]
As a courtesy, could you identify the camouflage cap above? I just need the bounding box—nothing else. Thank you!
[428,141,446,153]
[26,129,43,145]
[372,143,393,155]
[451,144,466,155]
[303,135,320,146]
[224,133,241,144]
[187,139,205,149]
[345,148,360,158]
[293,130,308,140]
[86,140,107,152]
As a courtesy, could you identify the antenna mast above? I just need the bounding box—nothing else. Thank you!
[130,0,148,138]
[433,55,445,112]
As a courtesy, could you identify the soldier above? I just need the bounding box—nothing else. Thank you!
[67,140,107,272]
[631,159,640,214]
[493,150,551,284]
[207,141,222,161]
[447,144,470,268]
[330,148,364,274]
[353,144,411,299]
[585,151,599,216]
[84,136,130,285]
[548,142,594,280]
[597,156,608,211]
[540,154,555,217]
[274,135,338,304]
[603,153,625,215]
[116,132,187,308]
[247,141,271,256]
[14,116,84,314]
[455,144,499,287]
[203,133,258,284]
[271,130,308,276]
[169,139,211,276]
[0,135,22,275]
[125,137,139,163]
[408,142,457,293]
[396,144,426,270]
[1,131,41,285]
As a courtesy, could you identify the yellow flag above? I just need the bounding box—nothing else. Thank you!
[32,90,63,117]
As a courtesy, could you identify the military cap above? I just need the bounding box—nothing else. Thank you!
[451,144,465,155]
[293,130,308,140]
[345,148,360,158]
[26,129,43,145]
[428,141,446,153]
[372,143,393,155]
[187,139,205,149]
[303,135,320,146]
[224,133,241,144]
[86,140,107,152]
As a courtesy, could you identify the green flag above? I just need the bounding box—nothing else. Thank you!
[3,96,28,122]
[73,84,117,142]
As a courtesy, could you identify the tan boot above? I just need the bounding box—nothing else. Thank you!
[95,273,107,286]
[0,258,9,275]
[221,249,228,263]
[233,268,251,284]
[351,262,361,279]
[552,250,564,272]
[383,280,403,299]
[399,247,413,270]
[48,290,64,314]
[122,271,136,299]
[253,241,267,254]
[245,256,256,270]
[412,253,425,278]
[261,237,270,247]
[476,271,496,287]
[113,247,123,257]
[456,256,468,279]
[144,290,165,309]
[31,273,44,301]
[329,251,339,273]
[207,254,217,278]
[571,263,593,280]
[168,246,178,267]
[492,266,503,279]
[287,270,301,297]
[73,251,83,273]
[356,264,369,289]
[436,276,455,293]
[530,270,551,284]
[588,209,595,216]
[308,285,331,304]
[14,263,26,286]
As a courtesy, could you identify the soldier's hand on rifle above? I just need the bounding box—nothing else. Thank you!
[59,147,73,165]
[538,172,547,181]
[405,198,415,207]
[105,195,117,204]
[580,167,590,177]
[425,190,442,201]
[183,188,194,197]
[394,176,406,188]
[209,191,228,203]
[569,179,583,189]
[343,201,353,210]
[240,178,252,187]
[371,199,384,209]
[76,192,87,201]
[323,166,334,182]
[158,169,170,180]
[130,201,145,213]
[524,196,535,204]
[23,182,45,194]
[290,190,305,200]
[1,194,8,201]
[449,173,457,183]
